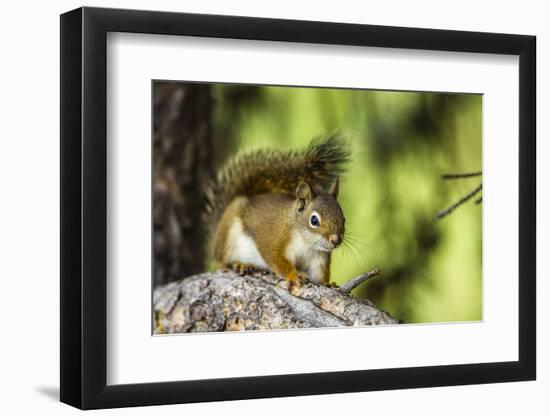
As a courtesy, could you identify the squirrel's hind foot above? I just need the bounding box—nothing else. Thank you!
[229,262,258,276]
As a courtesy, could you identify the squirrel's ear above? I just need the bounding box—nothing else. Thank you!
[296,181,314,209]
[328,178,339,198]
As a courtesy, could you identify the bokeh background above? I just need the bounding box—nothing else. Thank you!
[153,81,482,324]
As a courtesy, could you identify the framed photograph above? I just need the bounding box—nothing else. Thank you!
[60,6,536,409]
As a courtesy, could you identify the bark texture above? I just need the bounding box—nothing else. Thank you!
[153,82,213,286]
[154,270,398,333]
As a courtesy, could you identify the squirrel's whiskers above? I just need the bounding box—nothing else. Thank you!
[339,237,360,270]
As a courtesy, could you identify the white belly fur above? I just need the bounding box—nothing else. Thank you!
[225,218,268,269]
[285,229,328,284]
[305,254,328,284]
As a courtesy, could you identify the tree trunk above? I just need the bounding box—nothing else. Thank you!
[154,270,398,333]
[153,82,213,286]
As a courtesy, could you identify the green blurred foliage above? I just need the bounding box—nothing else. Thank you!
[211,84,482,324]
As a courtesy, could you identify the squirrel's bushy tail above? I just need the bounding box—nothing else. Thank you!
[204,132,350,232]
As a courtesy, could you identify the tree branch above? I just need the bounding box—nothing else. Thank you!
[338,269,381,294]
[441,171,482,180]
[436,184,482,219]
[153,270,398,333]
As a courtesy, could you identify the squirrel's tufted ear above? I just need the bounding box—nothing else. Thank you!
[328,178,339,198]
[296,181,314,209]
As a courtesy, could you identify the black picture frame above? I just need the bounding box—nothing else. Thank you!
[60,6,536,410]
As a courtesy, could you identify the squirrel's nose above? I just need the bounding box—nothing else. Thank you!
[329,234,341,246]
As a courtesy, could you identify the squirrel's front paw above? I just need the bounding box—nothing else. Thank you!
[287,279,302,294]
[285,271,308,294]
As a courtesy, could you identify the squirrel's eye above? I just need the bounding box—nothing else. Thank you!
[310,214,320,228]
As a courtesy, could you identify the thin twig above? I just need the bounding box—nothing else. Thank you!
[441,172,482,180]
[338,269,381,294]
[436,184,482,219]
[475,197,482,205]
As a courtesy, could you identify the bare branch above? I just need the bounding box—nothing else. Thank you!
[436,184,482,220]
[441,171,482,180]
[338,269,381,294]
